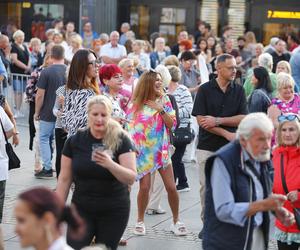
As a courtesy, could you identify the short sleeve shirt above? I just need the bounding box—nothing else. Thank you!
[192,79,248,151]
[62,129,135,213]
[100,43,127,61]
[0,107,14,181]
[37,64,67,122]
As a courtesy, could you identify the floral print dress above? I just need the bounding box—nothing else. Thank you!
[126,95,176,180]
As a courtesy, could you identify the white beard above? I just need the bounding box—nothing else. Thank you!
[245,144,271,162]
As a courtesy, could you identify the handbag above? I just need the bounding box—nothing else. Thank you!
[170,122,195,146]
[280,153,300,229]
[0,118,20,170]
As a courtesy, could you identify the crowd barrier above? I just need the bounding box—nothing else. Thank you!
[0,73,30,126]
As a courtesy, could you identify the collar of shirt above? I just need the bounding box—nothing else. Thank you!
[110,43,119,48]
[242,148,261,175]
[48,237,68,250]
[212,79,234,91]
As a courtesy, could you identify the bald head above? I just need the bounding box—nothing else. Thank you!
[110,31,120,46]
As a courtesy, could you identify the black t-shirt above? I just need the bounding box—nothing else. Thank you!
[192,79,248,152]
[10,43,30,74]
[271,51,291,73]
[62,129,135,213]
[37,64,67,122]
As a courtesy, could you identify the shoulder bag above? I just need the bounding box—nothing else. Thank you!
[280,153,300,229]
[0,118,20,170]
[170,120,195,146]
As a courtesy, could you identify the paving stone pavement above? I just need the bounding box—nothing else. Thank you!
[2,125,278,250]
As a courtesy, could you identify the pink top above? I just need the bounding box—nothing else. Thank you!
[271,93,300,114]
[119,76,136,112]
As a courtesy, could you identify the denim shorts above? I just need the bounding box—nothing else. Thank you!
[13,79,26,93]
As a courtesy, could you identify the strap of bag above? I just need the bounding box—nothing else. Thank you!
[0,117,8,144]
[280,153,290,195]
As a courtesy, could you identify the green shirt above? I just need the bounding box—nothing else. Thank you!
[243,70,278,98]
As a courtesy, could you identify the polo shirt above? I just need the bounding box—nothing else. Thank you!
[100,43,127,62]
[192,79,248,151]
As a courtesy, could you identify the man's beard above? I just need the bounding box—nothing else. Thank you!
[246,144,271,162]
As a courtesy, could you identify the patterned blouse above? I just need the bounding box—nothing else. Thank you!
[271,93,300,114]
[126,95,176,180]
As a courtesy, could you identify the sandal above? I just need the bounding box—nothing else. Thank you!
[170,221,187,236]
[133,221,146,236]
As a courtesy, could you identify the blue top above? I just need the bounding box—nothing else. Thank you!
[211,148,264,227]
[290,50,300,93]
[0,57,7,80]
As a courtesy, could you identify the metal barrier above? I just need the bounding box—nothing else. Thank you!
[0,73,30,126]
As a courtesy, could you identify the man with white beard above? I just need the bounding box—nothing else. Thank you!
[202,113,295,250]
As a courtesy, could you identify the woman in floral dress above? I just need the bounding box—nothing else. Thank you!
[126,70,187,236]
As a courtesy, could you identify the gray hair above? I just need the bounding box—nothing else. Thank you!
[216,53,234,65]
[258,53,273,71]
[167,65,181,82]
[236,113,274,140]
[155,64,171,88]
[13,29,25,40]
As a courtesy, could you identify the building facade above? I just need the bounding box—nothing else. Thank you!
[0,0,299,45]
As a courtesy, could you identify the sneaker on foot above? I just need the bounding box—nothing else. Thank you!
[176,185,190,192]
[35,169,53,179]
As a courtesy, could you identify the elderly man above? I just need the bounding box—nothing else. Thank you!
[192,54,248,238]
[203,113,294,250]
[243,53,278,97]
[100,31,127,65]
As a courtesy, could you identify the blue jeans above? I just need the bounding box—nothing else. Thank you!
[39,120,55,171]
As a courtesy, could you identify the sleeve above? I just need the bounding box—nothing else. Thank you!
[237,87,249,115]
[53,95,60,117]
[178,87,193,119]
[36,69,47,89]
[62,135,74,158]
[192,85,207,116]
[163,95,177,130]
[243,74,254,97]
[121,45,127,57]
[0,108,13,132]
[145,55,151,70]
[0,57,7,79]
[115,133,136,157]
[211,157,249,226]
[99,45,109,57]
[11,44,18,54]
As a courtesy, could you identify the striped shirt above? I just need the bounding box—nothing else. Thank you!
[170,84,193,128]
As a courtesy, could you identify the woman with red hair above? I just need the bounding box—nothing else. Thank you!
[99,64,126,124]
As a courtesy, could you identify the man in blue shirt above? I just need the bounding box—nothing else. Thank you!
[290,49,300,92]
[203,113,294,250]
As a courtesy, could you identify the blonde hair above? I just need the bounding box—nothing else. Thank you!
[118,58,134,69]
[132,40,144,49]
[30,37,41,47]
[163,55,180,67]
[13,30,25,40]
[87,95,129,152]
[276,118,300,146]
[70,34,82,47]
[276,72,295,95]
[245,31,257,44]
[276,61,292,75]
[155,65,171,88]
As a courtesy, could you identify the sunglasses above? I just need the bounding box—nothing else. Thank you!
[88,59,101,67]
[278,114,300,123]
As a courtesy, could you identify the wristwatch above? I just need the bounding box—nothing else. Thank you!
[159,110,166,115]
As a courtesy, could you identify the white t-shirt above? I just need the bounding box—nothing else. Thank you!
[0,107,13,181]
[100,43,127,61]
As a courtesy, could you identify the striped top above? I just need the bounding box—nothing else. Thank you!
[170,84,193,128]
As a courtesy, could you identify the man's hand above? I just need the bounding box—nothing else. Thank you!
[34,114,40,121]
[263,194,287,211]
[198,115,217,129]
[287,191,298,203]
[275,207,295,227]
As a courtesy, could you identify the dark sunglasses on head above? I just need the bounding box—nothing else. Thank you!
[278,114,300,123]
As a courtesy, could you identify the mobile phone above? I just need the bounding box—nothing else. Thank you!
[91,143,106,161]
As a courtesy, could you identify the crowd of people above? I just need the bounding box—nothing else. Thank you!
[0,18,300,250]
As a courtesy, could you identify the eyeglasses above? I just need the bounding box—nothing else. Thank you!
[88,60,101,67]
[278,114,300,123]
